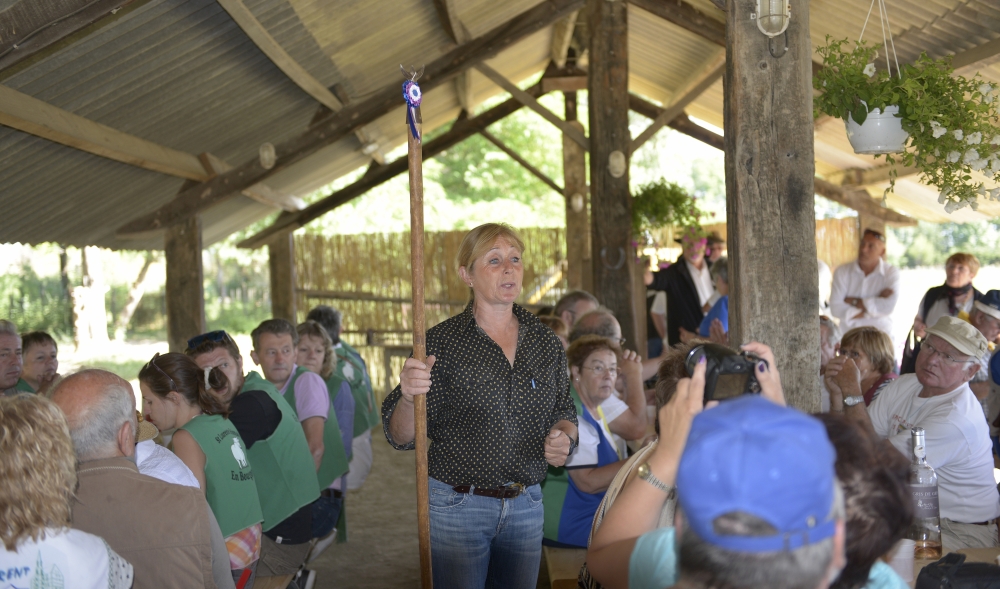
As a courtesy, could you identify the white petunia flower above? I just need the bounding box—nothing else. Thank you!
[986,95,995,104]
[939,191,949,204]
[991,188,1000,200]
[972,159,988,171]
[945,200,958,213]
[930,120,941,127]
[932,126,948,138]
[967,132,982,144]
[964,148,980,164]
[934,148,941,157]
[980,83,994,95]
[971,200,980,211]
[991,157,1000,172]
[863,63,876,77]
[953,130,964,140]
[992,136,1000,145]
[947,151,962,163]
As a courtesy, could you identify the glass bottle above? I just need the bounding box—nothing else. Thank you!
[906,427,942,558]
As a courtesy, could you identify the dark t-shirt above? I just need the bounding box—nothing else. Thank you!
[229,387,313,544]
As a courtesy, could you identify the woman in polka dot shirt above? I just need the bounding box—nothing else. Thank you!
[383,222,579,589]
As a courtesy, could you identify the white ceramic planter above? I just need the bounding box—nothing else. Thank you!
[845,105,909,154]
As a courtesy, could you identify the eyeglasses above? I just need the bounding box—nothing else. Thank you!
[144,353,178,391]
[838,348,863,360]
[186,330,233,352]
[583,364,618,377]
[921,340,973,365]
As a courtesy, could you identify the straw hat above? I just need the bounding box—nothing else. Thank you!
[136,410,159,443]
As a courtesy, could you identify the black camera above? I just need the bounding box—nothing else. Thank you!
[684,343,767,403]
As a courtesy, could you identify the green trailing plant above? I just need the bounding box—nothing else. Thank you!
[631,179,704,238]
[814,36,1000,212]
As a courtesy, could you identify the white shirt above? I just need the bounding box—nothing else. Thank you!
[818,259,833,314]
[650,291,666,318]
[867,374,1000,523]
[0,528,133,589]
[830,258,900,339]
[135,439,200,488]
[920,294,975,332]
[685,259,714,307]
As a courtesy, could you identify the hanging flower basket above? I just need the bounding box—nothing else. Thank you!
[845,104,908,154]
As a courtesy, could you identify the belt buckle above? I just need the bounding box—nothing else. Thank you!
[507,483,524,498]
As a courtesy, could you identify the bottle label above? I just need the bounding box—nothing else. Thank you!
[911,486,939,519]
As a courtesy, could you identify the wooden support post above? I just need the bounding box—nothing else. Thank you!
[268,232,297,322]
[588,0,637,349]
[164,215,206,353]
[724,0,819,411]
[563,91,591,292]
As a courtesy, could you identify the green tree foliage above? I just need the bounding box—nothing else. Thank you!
[431,106,563,205]
[889,220,1000,267]
[0,265,72,336]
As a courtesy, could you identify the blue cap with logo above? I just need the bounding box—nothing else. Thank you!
[676,395,837,553]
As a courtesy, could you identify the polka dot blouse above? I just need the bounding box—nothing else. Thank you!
[382,303,577,488]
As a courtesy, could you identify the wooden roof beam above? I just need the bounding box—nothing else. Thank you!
[479,129,563,193]
[237,84,545,249]
[628,93,724,151]
[116,0,585,238]
[825,164,920,187]
[474,62,589,150]
[215,0,382,164]
[952,37,1000,70]
[813,178,917,225]
[630,51,725,153]
[550,11,579,68]
[0,0,143,73]
[431,0,477,112]
[0,85,299,213]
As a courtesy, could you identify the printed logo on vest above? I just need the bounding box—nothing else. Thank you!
[231,437,248,469]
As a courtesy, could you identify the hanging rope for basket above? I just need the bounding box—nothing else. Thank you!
[858,0,900,79]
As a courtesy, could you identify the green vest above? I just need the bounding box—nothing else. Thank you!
[178,414,264,537]
[335,345,380,434]
[240,371,321,531]
[282,367,349,489]
[15,379,35,393]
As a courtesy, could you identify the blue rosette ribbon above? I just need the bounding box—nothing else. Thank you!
[402,80,422,143]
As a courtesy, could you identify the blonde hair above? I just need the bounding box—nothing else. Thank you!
[841,327,895,375]
[0,394,77,550]
[946,252,980,277]
[456,223,526,300]
[297,320,335,379]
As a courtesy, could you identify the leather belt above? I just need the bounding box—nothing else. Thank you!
[320,488,343,499]
[453,483,524,499]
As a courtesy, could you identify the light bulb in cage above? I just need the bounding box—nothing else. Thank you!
[753,0,790,38]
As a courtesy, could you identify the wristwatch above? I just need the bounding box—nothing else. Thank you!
[844,395,865,407]
[637,462,676,498]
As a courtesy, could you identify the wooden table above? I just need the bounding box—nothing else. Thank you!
[910,547,1000,587]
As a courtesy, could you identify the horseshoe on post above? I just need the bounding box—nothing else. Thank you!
[600,247,626,270]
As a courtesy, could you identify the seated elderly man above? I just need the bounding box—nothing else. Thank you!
[967,290,1000,405]
[827,316,1000,550]
[0,319,23,396]
[555,290,600,333]
[589,356,846,589]
[51,370,233,589]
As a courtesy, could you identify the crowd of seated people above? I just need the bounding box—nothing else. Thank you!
[4,228,1000,589]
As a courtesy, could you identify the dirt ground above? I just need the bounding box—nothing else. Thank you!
[307,438,553,588]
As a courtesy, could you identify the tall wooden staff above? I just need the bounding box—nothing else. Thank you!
[402,64,433,589]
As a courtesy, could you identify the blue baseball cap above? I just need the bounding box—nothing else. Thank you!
[676,396,837,553]
[974,289,1000,322]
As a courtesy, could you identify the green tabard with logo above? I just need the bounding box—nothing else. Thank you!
[335,344,380,435]
[177,413,263,537]
[282,366,349,489]
[241,371,321,531]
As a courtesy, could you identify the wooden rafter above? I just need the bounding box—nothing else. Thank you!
[474,62,589,150]
[0,85,299,213]
[813,179,917,225]
[0,0,143,73]
[953,37,1000,70]
[628,93,725,150]
[630,52,725,152]
[116,0,585,238]
[237,84,546,249]
[825,164,920,187]
[215,0,381,163]
[550,12,578,68]
[480,129,563,193]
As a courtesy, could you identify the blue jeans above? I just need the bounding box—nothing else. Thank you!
[428,477,544,589]
[312,492,343,539]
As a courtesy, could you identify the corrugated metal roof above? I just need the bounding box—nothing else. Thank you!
[0,0,998,251]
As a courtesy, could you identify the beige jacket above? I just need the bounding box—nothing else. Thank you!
[71,457,216,589]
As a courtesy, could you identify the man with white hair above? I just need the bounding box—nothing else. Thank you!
[52,370,231,589]
[828,316,1000,549]
[0,319,23,396]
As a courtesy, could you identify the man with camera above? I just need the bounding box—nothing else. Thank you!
[587,343,849,589]
[827,316,1000,550]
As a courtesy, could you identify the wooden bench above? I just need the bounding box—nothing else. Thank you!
[544,545,587,589]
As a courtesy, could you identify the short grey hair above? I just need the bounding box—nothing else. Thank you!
[569,309,618,343]
[710,257,728,285]
[55,370,136,462]
[306,305,343,344]
[678,482,845,589]
[0,320,18,338]
[554,290,599,319]
[820,316,841,348]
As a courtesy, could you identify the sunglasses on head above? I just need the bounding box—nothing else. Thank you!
[863,229,886,242]
[186,330,234,352]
